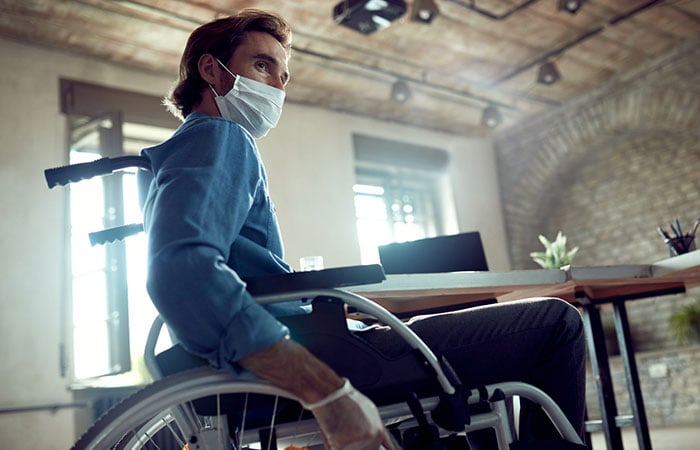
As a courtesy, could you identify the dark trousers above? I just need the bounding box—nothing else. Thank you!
[356,297,587,445]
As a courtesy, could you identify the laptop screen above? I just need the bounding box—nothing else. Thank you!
[378,232,488,275]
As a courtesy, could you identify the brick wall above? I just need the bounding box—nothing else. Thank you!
[494,36,700,426]
[495,39,700,270]
[585,345,700,427]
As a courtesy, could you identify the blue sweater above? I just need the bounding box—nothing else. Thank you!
[142,112,300,373]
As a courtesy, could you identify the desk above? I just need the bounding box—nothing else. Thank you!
[351,250,700,450]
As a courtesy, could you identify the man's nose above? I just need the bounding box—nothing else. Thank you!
[270,76,285,91]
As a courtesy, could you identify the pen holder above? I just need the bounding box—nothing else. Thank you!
[665,235,696,256]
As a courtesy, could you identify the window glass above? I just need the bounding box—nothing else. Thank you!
[69,137,117,379]
[68,120,172,384]
[60,79,179,385]
[354,169,442,264]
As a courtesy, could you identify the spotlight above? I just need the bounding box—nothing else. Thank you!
[558,0,585,14]
[411,0,439,24]
[537,62,560,85]
[391,80,411,102]
[481,106,502,128]
[333,0,407,34]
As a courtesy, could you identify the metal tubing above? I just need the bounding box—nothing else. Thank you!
[580,300,624,449]
[612,301,653,450]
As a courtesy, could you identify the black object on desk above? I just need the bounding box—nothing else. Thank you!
[378,232,496,315]
[378,232,489,274]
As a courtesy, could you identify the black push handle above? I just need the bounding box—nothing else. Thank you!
[88,223,145,246]
[44,156,151,188]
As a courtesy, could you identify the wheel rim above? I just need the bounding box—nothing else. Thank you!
[75,368,324,450]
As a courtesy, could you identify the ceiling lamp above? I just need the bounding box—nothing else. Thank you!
[333,0,407,34]
[558,0,585,14]
[411,0,439,24]
[537,61,561,85]
[481,106,502,128]
[391,80,412,102]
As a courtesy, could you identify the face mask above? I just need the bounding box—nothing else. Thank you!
[210,59,285,139]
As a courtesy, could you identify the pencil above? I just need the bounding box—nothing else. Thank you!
[691,219,699,238]
[657,226,671,240]
[669,223,679,238]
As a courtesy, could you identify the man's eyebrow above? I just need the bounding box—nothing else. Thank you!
[253,53,290,84]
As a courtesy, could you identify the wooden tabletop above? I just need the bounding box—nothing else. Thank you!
[350,250,700,313]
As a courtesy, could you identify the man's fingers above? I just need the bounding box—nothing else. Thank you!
[336,435,383,450]
[380,429,399,450]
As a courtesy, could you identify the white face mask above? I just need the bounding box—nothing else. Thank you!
[211,58,285,139]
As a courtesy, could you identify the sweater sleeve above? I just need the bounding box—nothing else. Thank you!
[143,117,289,371]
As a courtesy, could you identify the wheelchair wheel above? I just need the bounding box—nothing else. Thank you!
[72,366,326,450]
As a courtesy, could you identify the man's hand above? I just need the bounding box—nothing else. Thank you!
[239,338,396,449]
[313,386,396,450]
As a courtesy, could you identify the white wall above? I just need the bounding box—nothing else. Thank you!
[264,104,510,271]
[0,37,507,448]
[448,140,510,270]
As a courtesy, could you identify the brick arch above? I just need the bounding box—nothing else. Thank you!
[495,86,700,268]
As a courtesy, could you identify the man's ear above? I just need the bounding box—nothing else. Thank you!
[198,53,218,85]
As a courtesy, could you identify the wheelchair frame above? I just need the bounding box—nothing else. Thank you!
[45,156,584,450]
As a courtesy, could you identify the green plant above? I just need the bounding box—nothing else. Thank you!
[669,300,700,345]
[530,231,579,269]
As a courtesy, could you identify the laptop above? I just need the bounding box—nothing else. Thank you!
[378,232,489,275]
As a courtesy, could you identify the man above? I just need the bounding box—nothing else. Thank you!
[143,8,585,449]
[143,9,392,449]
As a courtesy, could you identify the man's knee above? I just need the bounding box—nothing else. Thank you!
[535,297,584,339]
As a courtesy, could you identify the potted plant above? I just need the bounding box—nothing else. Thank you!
[530,231,579,269]
[669,299,700,345]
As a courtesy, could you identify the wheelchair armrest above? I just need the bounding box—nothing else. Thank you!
[243,264,385,296]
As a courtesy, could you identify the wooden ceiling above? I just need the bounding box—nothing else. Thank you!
[1,0,699,135]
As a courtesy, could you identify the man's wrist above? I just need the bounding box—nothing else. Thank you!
[301,378,353,410]
[238,338,344,404]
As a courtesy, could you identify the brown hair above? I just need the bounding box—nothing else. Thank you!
[165,9,292,120]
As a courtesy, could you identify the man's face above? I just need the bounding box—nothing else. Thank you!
[224,31,290,92]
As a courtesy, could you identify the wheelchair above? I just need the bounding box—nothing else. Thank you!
[45,157,585,450]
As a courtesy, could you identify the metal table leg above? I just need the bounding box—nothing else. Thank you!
[580,296,624,450]
[613,301,652,450]
[579,285,684,449]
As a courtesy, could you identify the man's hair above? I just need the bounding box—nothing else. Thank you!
[165,9,292,120]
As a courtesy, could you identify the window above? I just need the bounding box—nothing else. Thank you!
[354,169,443,264]
[60,80,178,384]
[352,134,450,264]
[68,118,173,383]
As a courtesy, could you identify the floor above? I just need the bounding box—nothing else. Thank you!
[588,425,700,450]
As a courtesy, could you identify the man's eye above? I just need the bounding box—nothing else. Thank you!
[256,61,268,71]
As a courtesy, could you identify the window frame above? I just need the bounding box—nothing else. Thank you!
[60,79,179,383]
[353,164,446,265]
[68,113,131,378]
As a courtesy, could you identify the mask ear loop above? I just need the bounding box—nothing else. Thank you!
[209,58,236,118]
[208,84,226,117]
[212,58,239,103]
[215,58,238,81]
